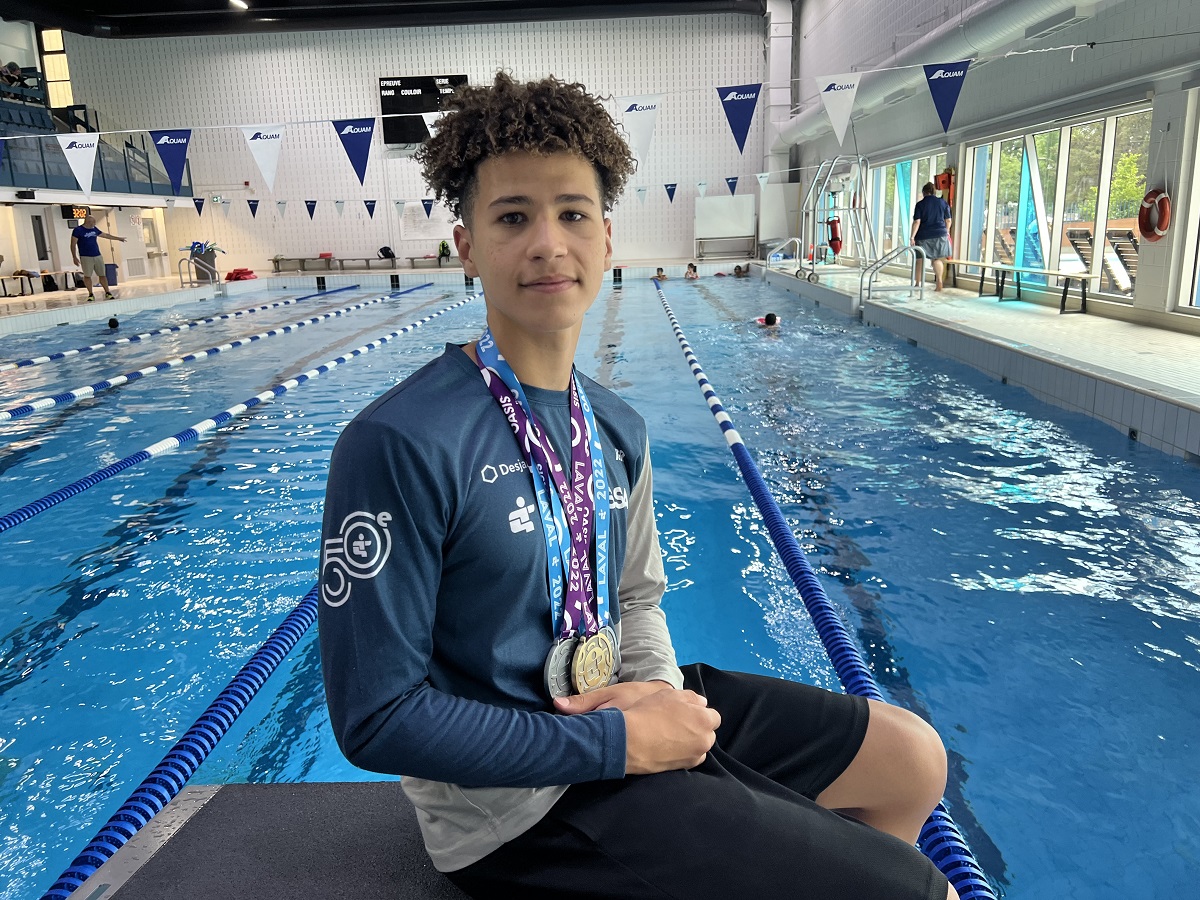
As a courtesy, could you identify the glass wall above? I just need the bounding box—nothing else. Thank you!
[870,151,951,259]
[961,107,1152,300]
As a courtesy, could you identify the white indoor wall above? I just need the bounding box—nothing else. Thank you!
[0,17,37,68]
[62,14,769,274]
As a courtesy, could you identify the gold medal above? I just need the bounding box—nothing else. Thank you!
[571,626,618,694]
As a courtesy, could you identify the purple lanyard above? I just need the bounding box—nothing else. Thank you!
[473,335,600,639]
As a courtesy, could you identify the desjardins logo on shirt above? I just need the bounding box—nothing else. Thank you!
[480,460,529,484]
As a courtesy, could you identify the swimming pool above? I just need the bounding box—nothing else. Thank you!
[1,277,1197,898]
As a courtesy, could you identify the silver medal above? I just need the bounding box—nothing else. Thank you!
[544,636,578,699]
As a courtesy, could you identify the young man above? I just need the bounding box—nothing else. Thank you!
[911,183,953,292]
[70,214,126,301]
[319,73,957,900]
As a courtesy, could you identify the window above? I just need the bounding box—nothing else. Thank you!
[870,152,947,258]
[964,107,1151,301]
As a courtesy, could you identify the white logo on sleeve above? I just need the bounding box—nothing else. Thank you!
[321,511,392,607]
[509,496,536,534]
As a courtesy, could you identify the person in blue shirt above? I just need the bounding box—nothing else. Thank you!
[319,72,957,900]
[911,183,953,292]
[70,214,126,301]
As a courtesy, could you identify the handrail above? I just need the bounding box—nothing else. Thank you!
[859,244,926,306]
[764,237,803,276]
[178,255,219,289]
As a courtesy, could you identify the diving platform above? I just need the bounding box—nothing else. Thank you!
[74,783,468,899]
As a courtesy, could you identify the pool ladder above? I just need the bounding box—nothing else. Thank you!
[178,256,225,295]
[859,245,925,311]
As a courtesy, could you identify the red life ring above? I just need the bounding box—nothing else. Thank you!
[1138,189,1171,243]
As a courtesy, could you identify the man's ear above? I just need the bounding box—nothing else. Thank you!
[603,218,613,272]
[453,224,479,278]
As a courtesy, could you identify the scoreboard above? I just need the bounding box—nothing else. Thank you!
[379,74,468,144]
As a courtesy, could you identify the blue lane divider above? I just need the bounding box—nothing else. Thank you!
[40,584,320,900]
[0,285,361,373]
[0,294,478,536]
[0,284,430,423]
[653,282,997,900]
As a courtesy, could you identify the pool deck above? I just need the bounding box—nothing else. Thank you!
[762,262,1200,461]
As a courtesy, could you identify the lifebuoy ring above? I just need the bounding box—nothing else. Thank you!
[1138,189,1171,243]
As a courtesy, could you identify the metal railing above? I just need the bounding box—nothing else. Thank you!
[859,245,925,308]
[179,255,220,290]
[763,238,807,279]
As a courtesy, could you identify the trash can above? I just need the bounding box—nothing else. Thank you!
[104,263,119,286]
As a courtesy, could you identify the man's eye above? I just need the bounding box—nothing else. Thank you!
[562,211,585,222]
[500,212,524,225]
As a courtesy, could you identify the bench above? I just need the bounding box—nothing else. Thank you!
[946,258,1096,314]
[270,257,336,273]
[407,255,452,268]
[1,270,83,296]
[337,257,398,271]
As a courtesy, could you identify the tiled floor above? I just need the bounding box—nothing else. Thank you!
[766,264,1200,461]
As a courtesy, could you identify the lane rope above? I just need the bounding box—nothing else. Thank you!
[0,284,431,423]
[0,294,478,536]
[653,281,997,900]
[40,584,320,900]
[0,285,362,373]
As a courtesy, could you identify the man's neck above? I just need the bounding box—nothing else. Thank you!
[473,322,579,391]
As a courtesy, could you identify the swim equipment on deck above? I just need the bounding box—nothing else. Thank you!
[0,285,359,373]
[0,293,478,536]
[652,281,996,900]
[40,585,320,900]
[0,285,426,422]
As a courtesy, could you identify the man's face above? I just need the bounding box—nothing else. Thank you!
[83,217,96,228]
[453,151,612,344]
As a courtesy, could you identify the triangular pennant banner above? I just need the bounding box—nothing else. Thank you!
[247,199,260,218]
[923,60,971,133]
[422,199,434,218]
[56,134,99,197]
[716,84,761,153]
[664,183,677,202]
[756,173,769,191]
[331,117,375,185]
[276,200,287,217]
[220,200,231,217]
[697,181,707,198]
[636,187,647,205]
[815,73,862,145]
[420,112,440,140]
[240,125,285,191]
[149,129,192,195]
[726,177,738,195]
[617,94,663,167]
[395,200,406,217]
[193,197,205,215]
[364,199,377,218]
[335,200,345,216]
[306,199,318,219]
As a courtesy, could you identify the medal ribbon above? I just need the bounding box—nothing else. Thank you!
[474,329,611,639]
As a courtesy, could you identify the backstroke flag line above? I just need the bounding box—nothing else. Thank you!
[815,73,862,145]
[240,125,285,191]
[332,118,375,185]
[56,134,99,198]
[923,60,971,132]
[149,129,192,194]
[617,94,663,167]
[716,83,761,153]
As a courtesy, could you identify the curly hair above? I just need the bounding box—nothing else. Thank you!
[415,72,634,223]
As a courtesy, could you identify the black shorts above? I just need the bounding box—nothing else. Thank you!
[448,663,947,900]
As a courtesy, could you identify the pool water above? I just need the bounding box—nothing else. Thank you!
[1,278,1198,899]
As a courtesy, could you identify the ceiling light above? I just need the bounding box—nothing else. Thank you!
[230,0,249,10]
